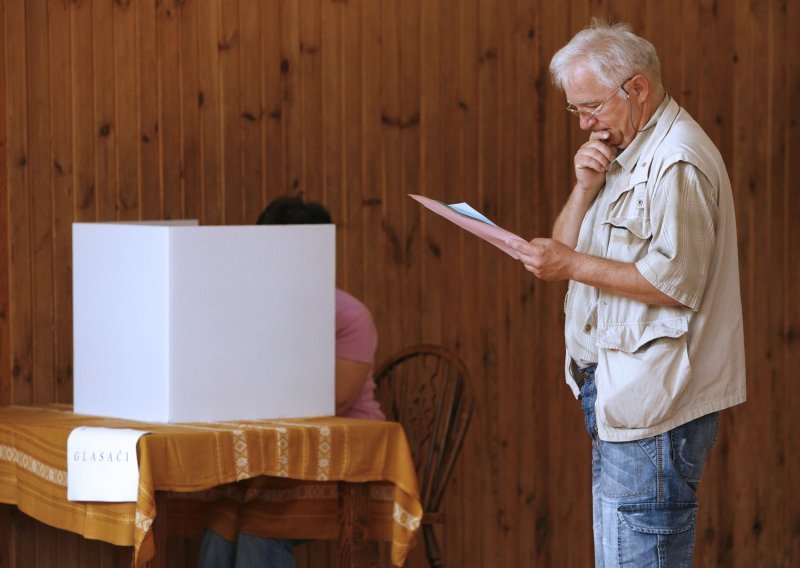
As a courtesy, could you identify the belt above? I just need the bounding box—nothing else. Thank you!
[570,358,594,390]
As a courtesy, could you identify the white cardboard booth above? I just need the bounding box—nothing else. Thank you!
[72,222,335,423]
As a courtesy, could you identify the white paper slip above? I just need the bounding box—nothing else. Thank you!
[67,427,150,502]
[445,202,497,226]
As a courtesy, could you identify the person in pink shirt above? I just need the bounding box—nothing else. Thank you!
[198,196,383,567]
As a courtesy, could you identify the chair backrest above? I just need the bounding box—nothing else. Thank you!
[373,345,473,515]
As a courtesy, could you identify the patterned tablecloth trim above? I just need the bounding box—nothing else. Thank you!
[230,430,250,481]
[0,444,67,487]
[393,502,421,532]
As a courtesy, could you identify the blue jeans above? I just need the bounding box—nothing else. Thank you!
[198,529,300,568]
[580,366,719,567]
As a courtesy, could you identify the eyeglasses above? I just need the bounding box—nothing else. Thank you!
[566,77,634,120]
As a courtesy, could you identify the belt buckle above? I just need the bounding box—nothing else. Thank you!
[570,358,588,390]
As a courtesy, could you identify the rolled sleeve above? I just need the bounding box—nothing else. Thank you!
[635,162,717,310]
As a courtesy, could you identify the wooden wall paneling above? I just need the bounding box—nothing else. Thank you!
[732,3,768,566]
[374,0,405,357]
[434,0,465,558]
[259,0,283,217]
[320,0,345,284]
[780,2,800,564]
[764,1,790,564]
[476,0,506,565]
[280,0,303,200]
[419,0,444,346]
[497,0,523,563]
[179,0,203,222]
[0,0,9,407]
[71,0,97,223]
[54,525,79,568]
[675,4,727,564]
[27,0,55,405]
[7,0,34,405]
[13,508,35,568]
[157,1,183,220]
[137,0,162,221]
[447,0,481,565]
[113,0,139,221]
[49,0,74,405]
[784,2,800,561]
[1,1,800,565]
[93,0,118,221]
[359,0,386,336]
[197,0,223,225]
[343,0,367,299]
[0,507,13,567]
[512,0,540,563]
[223,5,244,221]
[239,0,264,224]
[299,0,323,205]
[540,6,589,567]
[397,0,422,345]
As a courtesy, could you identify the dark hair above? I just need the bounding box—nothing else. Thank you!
[256,196,332,225]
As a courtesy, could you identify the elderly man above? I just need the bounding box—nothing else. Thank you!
[510,20,746,566]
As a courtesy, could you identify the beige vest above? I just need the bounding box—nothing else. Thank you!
[565,98,746,442]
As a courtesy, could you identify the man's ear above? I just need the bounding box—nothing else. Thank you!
[628,74,650,103]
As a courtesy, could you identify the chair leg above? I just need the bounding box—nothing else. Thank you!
[422,524,443,568]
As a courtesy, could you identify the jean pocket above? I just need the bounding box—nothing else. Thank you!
[669,412,720,488]
[617,502,697,567]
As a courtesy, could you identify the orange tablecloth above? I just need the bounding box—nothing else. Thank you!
[0,404,422,566]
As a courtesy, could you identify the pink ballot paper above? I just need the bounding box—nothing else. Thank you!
[409,194,527,259]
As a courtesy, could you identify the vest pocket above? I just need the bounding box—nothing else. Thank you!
[604,216,652,263]
[595,316,691,430]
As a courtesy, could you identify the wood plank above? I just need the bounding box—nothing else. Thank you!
[513,0,544,563]
[48,0,75,405]
[71,0,97,223]
[220,0,244,223]
[6,0,34,406]
[343,0,365,297]
[397,0,422,348]
[376,0,405,358]
[138,0,162,220]
[450,0,481,564]
[299,0,323,205]
[321,0,345,285]
[29,0,57,405]
[475,0,504,565]
[113,0,139,221]
[179,0,203,222]
[157,0,183,220]
[238,0,264,223]
[260,0,283,211]
[359,0,385,339]
[419,0,443,346]
[783,1,800,563]
[0,0,10,406]
[93,0,118,221]
[197,0,224,225]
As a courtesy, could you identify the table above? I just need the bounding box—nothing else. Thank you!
[0,404,422,566]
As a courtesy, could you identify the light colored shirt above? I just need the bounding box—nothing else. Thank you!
[564,96,746,441]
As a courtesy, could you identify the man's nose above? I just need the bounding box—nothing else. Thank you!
[579,114,596,130]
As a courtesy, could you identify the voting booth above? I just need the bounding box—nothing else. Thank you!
[72,222,336,423]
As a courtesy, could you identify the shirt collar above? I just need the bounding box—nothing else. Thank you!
[615,94,671,173]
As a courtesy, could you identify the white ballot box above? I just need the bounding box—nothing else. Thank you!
[72,222,335,423]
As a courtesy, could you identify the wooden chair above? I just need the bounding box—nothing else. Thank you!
[373,345,474,568]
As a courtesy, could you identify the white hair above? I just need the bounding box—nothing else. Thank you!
[549,19,662,91]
